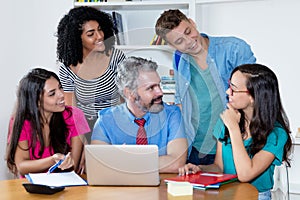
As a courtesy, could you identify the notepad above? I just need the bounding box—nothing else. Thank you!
[25,171,87,187]
[164,172,237,189]
[167,181,193,196]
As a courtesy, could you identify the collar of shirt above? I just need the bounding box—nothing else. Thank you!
[122,103,151,126]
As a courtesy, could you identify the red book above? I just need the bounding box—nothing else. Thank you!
[164,172,237,187]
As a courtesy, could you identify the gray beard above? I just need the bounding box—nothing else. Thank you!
[148,103,164,113]
[135,95,164,113]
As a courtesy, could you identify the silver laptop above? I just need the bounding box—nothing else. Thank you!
[85,145,160,186]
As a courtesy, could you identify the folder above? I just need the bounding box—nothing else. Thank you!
[164,172,237,189]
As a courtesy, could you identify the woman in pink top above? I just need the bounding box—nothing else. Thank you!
[6,68,90,178]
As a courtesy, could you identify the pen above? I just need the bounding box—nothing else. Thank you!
[47,159,64,175]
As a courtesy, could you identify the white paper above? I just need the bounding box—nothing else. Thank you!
[201,173,224,177]
[167,182,193,196]
[26,171,87,187]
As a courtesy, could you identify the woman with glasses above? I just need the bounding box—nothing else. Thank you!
[179,63,292,200]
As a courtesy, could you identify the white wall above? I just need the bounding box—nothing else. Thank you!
[0,0,73,180]
[196,0,300,136]
[196,0,300,193]
[1,0,300,183]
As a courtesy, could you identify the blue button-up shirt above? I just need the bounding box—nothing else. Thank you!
[92,103,186,156]
[173,33,256,154]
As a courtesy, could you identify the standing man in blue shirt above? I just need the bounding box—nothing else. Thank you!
[155,9,256,165]
[91,56,188,173]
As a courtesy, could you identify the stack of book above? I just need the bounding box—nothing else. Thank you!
[161,76,175,94]
[161,69,175,94]
[150,34,167,45]
[164,171,238,190]
[112,11,126,45]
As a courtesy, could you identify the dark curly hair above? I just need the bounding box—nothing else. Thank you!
[56,6,116,67]
[222,63,292,166]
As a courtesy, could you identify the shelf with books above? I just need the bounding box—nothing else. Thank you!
[117,45,174,74]
[74,1,192,46]
[116,45,174,77]
[161,76,175,94]
[150,34,167,45]
[73,0,195,104]
[116,45,175,103]
[112,11,126,45]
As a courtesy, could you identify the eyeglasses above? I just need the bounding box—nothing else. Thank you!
[228,80,249,96]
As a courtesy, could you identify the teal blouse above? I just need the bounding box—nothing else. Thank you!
[213,119,288,192]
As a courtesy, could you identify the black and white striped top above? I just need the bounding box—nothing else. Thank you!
[59,48,126,119]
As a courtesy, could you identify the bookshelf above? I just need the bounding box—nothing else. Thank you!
[74,1,192,46]
[73,0,255,45]
[73,0,194,103]
[73,0,250,102]
[117,45,175,103]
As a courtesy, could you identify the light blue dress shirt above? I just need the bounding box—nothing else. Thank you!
[173,33,256,155]
[91,103,186,156]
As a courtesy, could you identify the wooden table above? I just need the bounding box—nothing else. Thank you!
[0,174,258,200]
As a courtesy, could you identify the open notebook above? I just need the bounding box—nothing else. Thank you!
[85,145,160,186]
[25,171,87,187]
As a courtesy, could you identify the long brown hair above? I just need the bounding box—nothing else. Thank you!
[222,64,292,166]
[6,68,72,175]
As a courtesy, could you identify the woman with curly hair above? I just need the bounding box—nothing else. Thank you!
[6,68,90,177]
[56,6,126,142]
[179,64,292,200]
